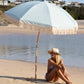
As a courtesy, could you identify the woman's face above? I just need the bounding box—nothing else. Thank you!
[51,52,56,59]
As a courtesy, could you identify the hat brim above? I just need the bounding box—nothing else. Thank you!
[48,50,62,55]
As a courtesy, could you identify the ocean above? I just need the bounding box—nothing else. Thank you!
[0,34,84,68]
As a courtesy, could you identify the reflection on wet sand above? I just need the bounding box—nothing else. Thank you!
[0,45,35,61]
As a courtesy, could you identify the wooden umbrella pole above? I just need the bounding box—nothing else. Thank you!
[35,31,40,80]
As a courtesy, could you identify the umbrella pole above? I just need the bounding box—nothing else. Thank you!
[35,31,40,80]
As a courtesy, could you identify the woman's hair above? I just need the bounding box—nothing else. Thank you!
[55,55,61,64]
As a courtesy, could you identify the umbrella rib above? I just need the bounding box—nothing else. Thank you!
[44,2,52,28]
[21,2,42,21]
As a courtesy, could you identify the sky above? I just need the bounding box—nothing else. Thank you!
[63,0,84,3]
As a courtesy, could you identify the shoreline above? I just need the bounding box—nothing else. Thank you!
[0,59,84,84]
[2,58,84,70]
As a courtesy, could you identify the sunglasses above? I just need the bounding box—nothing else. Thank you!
[51,52,56,55]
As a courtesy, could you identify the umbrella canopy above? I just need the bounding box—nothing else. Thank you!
[5,1,78,34]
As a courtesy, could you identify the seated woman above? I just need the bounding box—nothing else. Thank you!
[45,48,72,84]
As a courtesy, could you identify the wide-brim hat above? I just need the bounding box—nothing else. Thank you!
[48,48,61,55]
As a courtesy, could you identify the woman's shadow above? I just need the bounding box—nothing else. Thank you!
[0,75,64,84]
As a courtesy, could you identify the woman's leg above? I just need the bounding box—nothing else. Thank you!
[46,67,72,84]
[61,64,71,81]
[57,69,72,84]
[46,68,59,82]
[54,73,60,82]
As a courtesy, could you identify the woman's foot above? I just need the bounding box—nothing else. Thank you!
[66,81,72,84]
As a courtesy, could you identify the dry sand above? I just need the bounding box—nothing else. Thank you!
[0,59,84,84]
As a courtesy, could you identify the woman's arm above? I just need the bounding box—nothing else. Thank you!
[48,59,62,69]
[59,59,70,76]
[59,59,66,70]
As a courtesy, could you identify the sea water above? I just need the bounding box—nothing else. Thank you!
[0,34,84,68]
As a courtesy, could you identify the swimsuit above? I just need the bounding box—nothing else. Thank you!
[49,65,54,69]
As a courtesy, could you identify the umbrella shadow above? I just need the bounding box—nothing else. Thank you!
[0,76,64,84]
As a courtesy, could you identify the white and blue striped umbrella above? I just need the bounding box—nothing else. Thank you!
[5,1,78,34]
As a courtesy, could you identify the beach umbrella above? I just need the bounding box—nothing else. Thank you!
[5,1,78,80]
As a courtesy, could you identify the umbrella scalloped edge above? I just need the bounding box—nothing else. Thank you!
[20,21,78,35]
[51,27,78,35]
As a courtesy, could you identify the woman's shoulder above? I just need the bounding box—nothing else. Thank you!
[48,58,52,61]
[60,59,63,64]
[48,58,54,63]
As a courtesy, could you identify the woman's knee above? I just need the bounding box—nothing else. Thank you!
[54,67,60,72]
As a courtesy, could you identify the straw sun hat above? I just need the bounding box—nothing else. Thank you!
[48,48,61,55]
